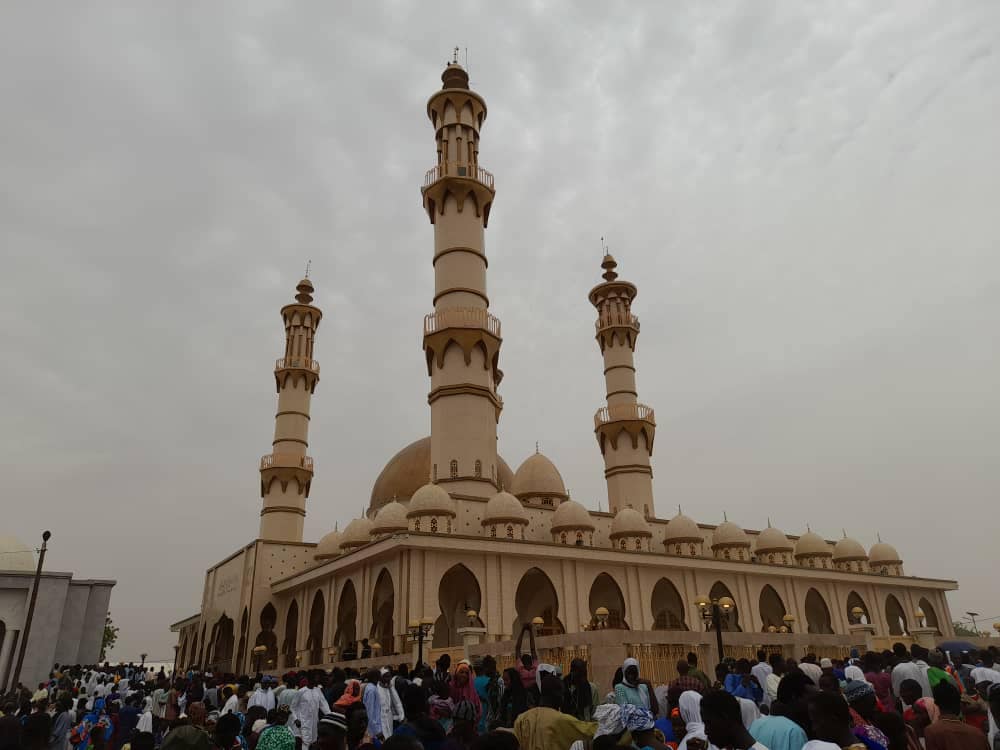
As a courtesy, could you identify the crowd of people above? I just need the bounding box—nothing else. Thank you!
[3,639,1000,750]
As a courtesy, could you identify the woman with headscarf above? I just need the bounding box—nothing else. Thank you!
[842,680,889,750]
[449,662,482,724]
[677,690,718,750]
[498,668,528,728]
[564,658,600,722]
[737,697,760,729]
[615,659,653,712]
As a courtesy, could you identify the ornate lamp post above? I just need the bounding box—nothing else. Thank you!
[328,648,338,663]
[595,607,610,630]
[252,645,267,673]
[407,618,434,670]
[915,608,927,629]
[694,593,734,664]
[466,610,479,627]
[782,614,796,633]
[851,606,866,625]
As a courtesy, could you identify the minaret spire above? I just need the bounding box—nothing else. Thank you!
[590,255,656,516]
[259,276,322,541]
[420,60,502,498]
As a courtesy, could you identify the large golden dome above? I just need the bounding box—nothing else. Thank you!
[369,436,514,513]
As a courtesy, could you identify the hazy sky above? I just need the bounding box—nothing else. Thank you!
[2,1,999,661]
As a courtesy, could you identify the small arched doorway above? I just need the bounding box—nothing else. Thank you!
[236,608,248,673]
[885,594,908,636]
[651,578,687,630]
[805,588,834,634]
[513,567,564,636]
[370,570,395,652]
[709,582,741,632]
[254,604,278,670]
[334,581,358,653]
[846,591,870,625]
[758,585,787,631]
[434,564,484,647]
[589,573,628,629]
[307,592,325,665]
[918,597,941,634]
[282,600,299,668]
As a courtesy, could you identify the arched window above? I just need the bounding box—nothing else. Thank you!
[506,524,514,539]
[450,460,458,478]
[620,539,627,550]
[634,538,642,551]
[490,526,496,538]
[474,460,482,478]
[560,532,567,544]
[430,517,438,533]
[414,518,421,532]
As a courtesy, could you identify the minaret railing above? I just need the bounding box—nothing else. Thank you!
[594,403,656,428]
[260,454,314,471]
[595,311,640,332]
[275,357,321,373]
[423,163,494,189]
[424,307,501,337]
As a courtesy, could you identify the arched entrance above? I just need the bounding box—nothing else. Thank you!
[651,578,687,630]
[197,623,207,666]
[334,581,358,653]
[589,573,628,629]
[370,570,395,652]
[307,592,325,665]
[189,630,199,670]
[254,604,278,670]
[805,588,834,634]
[710,581,741,631]
[918,597,941,634]
[885,594,908,636]
[211,614,235,672]
[434,564,484,648]
[846,591,870,625]
[236,608,248,673]
[513,567,564,636]
[282,600,299,668]
[759,585,787,631]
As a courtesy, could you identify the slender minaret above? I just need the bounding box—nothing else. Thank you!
[590,254,656,517]
[259,277,322,541]
[420,56,503,497]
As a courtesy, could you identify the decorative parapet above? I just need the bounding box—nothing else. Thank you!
[594,403,656,453]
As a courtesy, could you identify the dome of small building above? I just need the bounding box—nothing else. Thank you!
[511,452,567,500]
[610,507,652,538]
[369,436,513,514]
[833,536,868,561]
[0,535,35,572]
[406,482,456,518]
[755,525,793,553]
[663,512,702,543]
[314,527,343,560]
[712,521,750,549]
[372,501,409,536]
[550,500,595,532]
[795,531,832,557]
[483,491,529,525]
[870,541,902,564]
[339,517,374,550]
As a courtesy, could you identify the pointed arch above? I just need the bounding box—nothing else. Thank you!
[805,588,834,634]
[307,591,325,665]
[334,580,358,653]
[885,594,908,636]
[917,597,941,634]
[197,622,207,666]
[589,573,629,629]
[189,630,199,670]
[758,585,787,631]
[370,569,395,651]
[846,591,870,625]
[434,564,483,648]
[513,567,564,637]
[709,582,741,632]
[236,607,249,673]
[282,600,299,668]
[651,578,687,630]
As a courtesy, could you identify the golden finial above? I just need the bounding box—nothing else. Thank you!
[452,46,460,64]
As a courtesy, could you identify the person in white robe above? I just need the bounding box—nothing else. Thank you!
[376,669,404,738]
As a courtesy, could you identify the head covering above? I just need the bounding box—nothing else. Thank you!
[620,704,654,733]
[737,696,761,729]
[843,679,875,704]
[535,663,559,691]
[256,725,297,750]
[844,665,866,682]
[592,703,624,738]
[186,701,207,727]
[915,697,940,723]
[333,679,362,709]
[298,678,309,688]
[820,658,833,669]
[449,664,482,717]
[252,719,267,734]
[802,743,841,750]
[318,711,348,733]
[677,690,709,750]
[622,658,640,688]
[454,700,477,723]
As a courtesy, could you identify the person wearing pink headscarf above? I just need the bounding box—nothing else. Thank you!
[449,661,482,723]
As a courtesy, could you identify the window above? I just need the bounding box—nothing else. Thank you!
[433,464,437,481]
[506,524,514,539]
[689,544,696,556]
[430,518,438,533]
[414,518,421,532]
[450,460,458,479]
[635,538,642,551]
[560,532,567,544]
[490,526,496,538]
[474,460,482,478]
[620,539,627,550]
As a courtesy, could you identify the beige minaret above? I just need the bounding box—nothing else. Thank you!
[420,58,502,497]
[259,277,322,541]
[590,254,656,516]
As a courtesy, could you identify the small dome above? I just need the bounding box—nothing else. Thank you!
[372,501,409,535]
[483,491,529,525]
[870,541,902,564]
[314,527,343,560]
[833,536,868,561]
[663,513,702,543]
[406,482,456,518]
[712,521,750,549]
[550,500,595,532]
[0,535,35,572]
[340,517,374,550]
[755,525,793,553]
[795,531,832,557]
[511,452,567,500]
[610,507,652,538]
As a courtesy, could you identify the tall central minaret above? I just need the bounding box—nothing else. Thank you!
[259,277,322,541]
[420,58,503,497]
[590,254,656,517]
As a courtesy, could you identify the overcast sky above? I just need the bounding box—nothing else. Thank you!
[2,1,999,661]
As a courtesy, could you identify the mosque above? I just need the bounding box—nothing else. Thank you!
[171,60,957,680]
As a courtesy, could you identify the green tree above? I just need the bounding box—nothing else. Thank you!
[953,620,979,637]
[101,613,119,661]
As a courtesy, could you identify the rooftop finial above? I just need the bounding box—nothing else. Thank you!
[807,523,812,533]
[600,243,618,282]
[535,441,540,454]
[295,275,315,304]
[723,511,728,522]
[304,259,311,279]
[453,46,460,64]
[842,528,847,538]
[677,504,682,516]
[767,517,772,528]
[877,532,882,543]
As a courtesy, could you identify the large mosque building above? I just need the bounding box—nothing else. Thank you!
[171,60,957,682]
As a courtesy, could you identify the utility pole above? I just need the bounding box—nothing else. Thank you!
[10,530,50,691]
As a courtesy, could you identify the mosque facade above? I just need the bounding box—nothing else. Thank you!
[171,61,957,679]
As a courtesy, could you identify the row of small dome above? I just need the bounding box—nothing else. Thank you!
[317,477,901,566]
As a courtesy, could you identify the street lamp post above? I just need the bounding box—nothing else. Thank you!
[407,618,434,670]
[252,645,267,674]
[967,611,981,636]
[694,594,734,664]
[10,530,50,692]
[851,606,866,625]
[782,614,796,633]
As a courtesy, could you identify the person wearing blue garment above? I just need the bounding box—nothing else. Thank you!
[724,660,763,704]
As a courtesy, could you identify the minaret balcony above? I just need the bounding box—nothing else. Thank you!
[594,403,656,454]
[424,307,501,337]
[260,453,314,472]
[594,403,656,429]
[595,311,640,333]
[423,162,494,190]
[423,307,502,376]
[275,357,320,373]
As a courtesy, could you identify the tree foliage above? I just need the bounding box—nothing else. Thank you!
[952,620,979,637]
[101,613,119,661]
